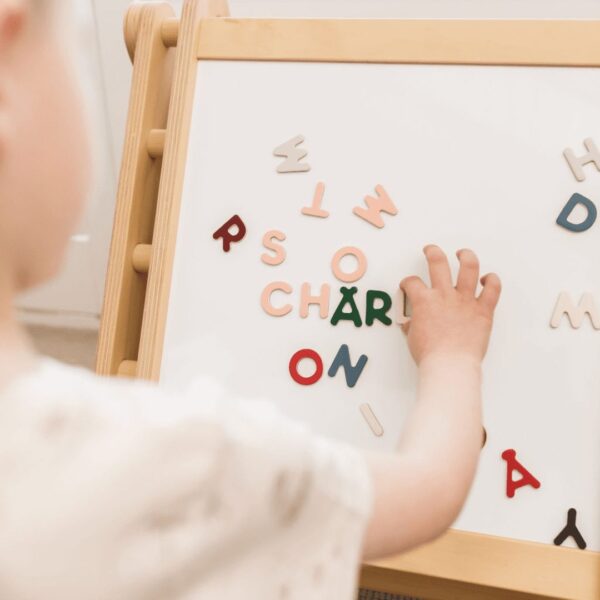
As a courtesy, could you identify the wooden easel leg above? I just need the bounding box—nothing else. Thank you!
[96,2,177,378]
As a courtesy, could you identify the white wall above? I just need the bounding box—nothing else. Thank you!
[17,0,116,329]
[19,0,600,329]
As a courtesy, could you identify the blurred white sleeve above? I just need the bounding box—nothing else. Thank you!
[0,361,372,600]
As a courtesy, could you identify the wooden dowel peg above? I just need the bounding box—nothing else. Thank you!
[147,129,166,158]
[161,18,180,48]
[124,8,179,63]
[118,360,138,378]
[132,244,152,274]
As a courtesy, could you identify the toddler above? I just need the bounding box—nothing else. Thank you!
[0,1,501,598]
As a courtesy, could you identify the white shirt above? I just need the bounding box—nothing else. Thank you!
[0,359,372,600]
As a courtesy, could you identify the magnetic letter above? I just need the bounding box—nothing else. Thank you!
[261,282,293,317]
[327,344,368,388]
[353,185,397,229]
[366,290,393,326]
[273,135,310,173]
[213,215,247,252]
[550,292,600,329]
[331,287,362,327]
[396,287,411,326]
[501,449,541,498]
[289,349,323,386]
[331,247,368,283]
[553,508,587,550]
[360,404,384,437]
[301,182,329,218]
[261,230,287,266]
[563,138,600,181]
[556,193,597,232]
[299,283,330,319]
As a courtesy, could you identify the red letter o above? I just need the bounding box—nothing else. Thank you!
[289,349,324,386]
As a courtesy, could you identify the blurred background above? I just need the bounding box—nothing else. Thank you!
[19,0,600,370]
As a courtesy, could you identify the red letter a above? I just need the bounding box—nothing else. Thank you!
[501,449,541,498]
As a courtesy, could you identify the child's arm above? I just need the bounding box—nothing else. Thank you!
[362,245,501,559]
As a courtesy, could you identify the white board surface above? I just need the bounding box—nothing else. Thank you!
[160,60,600,552]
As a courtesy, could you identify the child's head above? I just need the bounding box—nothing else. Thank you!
[0,0,90,292]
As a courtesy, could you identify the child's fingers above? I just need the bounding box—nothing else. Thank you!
[478,273,502,311]
[400,275,427,302]
[455,249,480,296]
[424,245,452,290]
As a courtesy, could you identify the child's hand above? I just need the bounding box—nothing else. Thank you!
[400,245,501,365]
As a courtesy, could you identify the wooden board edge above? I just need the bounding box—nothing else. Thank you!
[196,19,600,66]
[137,0,230,380]
[362,529,600,599]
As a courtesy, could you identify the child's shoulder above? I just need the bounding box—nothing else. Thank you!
[0,357,180,429]
[0,356,301,435]
[5,357,149,402]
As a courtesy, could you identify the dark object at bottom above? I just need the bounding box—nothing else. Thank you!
[553,508,587,550]
[358,590,420,600]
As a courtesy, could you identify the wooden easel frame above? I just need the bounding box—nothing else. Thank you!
[97,2,600,598]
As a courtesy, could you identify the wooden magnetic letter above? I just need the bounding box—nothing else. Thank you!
[556,193,597,232]
[553,508,587,550]
[331,287,363,327]
[366,290,393,326]
[261,282,293,317]
[331,247,368,283]
[274,135,310,173]
[360,404,384,437]
[213,215,247,252]
[328,344,368,388]
[261,230,287,266]
[302,182,329,218]
[396,287,411,326]
[550,292,600,329]
[289,349,323,386]
[299,283,330,319]
[353,185,397,229]
[563,138,600,181]
[501,449,541,498]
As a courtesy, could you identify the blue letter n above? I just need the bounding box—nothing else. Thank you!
[327,344,368,388]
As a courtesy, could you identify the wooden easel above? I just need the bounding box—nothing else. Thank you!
[97,2,600,597]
